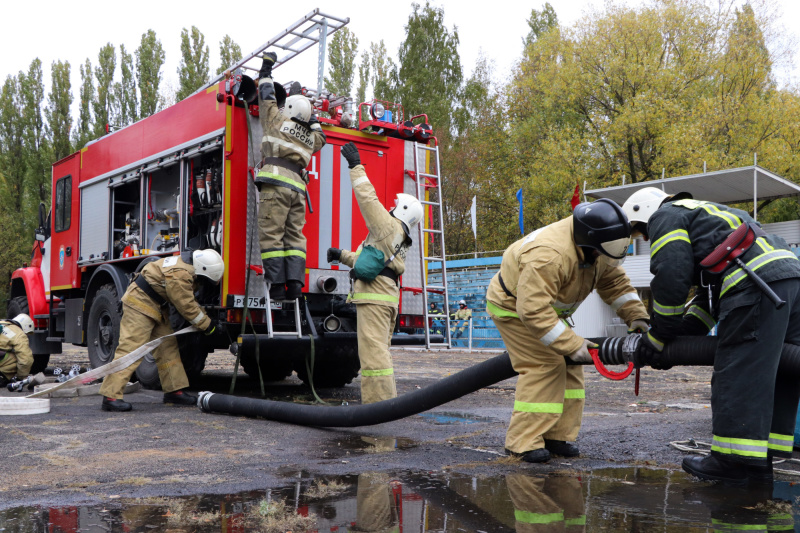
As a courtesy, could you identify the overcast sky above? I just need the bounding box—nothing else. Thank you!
[1,0,797,110]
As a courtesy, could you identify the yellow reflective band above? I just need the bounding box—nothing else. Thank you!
[720,250,798,297]
[564,389,585,399]
[686,305,715,330]
[514,401,563,414]
[650,229,690,257]
[646,332,664,350]
[352,293,400,304]
[362,368,394,377]
[756,236,774,253]
[487,301,518,319]
[256,171,306,192]
[653,299,684,316]
[565,516,587,526]
[711,518,767,530]
[768,433,794,452]
[514,510,564,524]
[711,435,768,458]
[261,249,307,260]
[701,204,741,229]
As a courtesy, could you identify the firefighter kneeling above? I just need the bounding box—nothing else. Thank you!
[0,314,35,387]
[99,250,225,412]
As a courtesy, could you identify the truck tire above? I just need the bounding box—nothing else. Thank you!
[86,284,121,370]
[6,296,49,374]
[294,342,360,388]
[240,350,293,383]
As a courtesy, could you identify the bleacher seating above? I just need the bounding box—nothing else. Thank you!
[427,257,506,349]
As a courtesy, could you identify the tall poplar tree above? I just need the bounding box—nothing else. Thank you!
[136,29,165,118]
[20,59,50,204]
[217,34,243,75]
[356,51,369,106]
[115,44,137,126]
[324,27,359,96]
[93,43,117,136]
[177,26,210,101]
[73,58,94,148]
[368,41,397,103]
[46,60,72,161]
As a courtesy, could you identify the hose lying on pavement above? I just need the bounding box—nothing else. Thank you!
[198,335,800,427]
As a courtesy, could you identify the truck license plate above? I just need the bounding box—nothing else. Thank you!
[231,295,282,310]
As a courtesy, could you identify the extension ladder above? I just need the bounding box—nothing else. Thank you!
[264,285,303,339]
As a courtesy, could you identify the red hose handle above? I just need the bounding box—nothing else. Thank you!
[590,348,634,380]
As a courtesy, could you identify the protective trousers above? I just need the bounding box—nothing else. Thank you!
[258,183,307,285]
[99,303,189,399]
[356,303,398,404]
[506,473,586,532]
[711,277,800,464]
[492,314,584,454]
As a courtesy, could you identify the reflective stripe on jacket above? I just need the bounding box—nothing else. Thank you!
[485,217,648,356]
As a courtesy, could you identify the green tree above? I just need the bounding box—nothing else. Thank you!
[368,40,397,103]
[114,44,137,126]
[524,3,558,49]
[93,43,117,136]
[136,29,165,118]
[356,51,369,105]
[46,60,72,161]
[396,2,462,133]
[177,26,210,101]
[217,34,243,75]
[324,27,359,96]
[20,59,50,205]
[73,58,94,148]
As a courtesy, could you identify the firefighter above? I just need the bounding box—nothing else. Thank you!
[352,472,400,532]
[429,302,444,335]
[486,199,650,463]
[99,249,225,412]
[326,142,423,404]
[0,314,34,387]
[621,187,800,486]
[255,51,327,300]
[506,473,586,531]
[450,299,472,339]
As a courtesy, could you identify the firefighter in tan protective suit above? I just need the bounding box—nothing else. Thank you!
[352,472,400,532]
[487,199,649,463]
[256,51,326,300]
[0,314,34,387]
[326,142,423,404]
[99,249,225,412]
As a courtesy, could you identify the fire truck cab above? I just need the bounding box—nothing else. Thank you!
[7,16,445,389]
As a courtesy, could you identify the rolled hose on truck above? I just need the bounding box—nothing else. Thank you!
[198,334,800,427]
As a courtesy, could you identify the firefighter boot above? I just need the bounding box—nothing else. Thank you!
[269,283,286,301]
[506,448,551,464]
[102,397,133,412]
[163,389,198,406]
[682,453,773,487]
[286,281,303,300]
[544,439,580,457]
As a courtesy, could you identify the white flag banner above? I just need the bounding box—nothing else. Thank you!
[470,195,477,239]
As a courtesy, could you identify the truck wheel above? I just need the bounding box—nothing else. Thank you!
[240,350,293,382]
[86,284,121,370]
[6,296,49,373]
[294,343,360,388]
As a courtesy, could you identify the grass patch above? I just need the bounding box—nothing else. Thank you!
[42,420,70,426]
[118,477,152,486]
[304,479,347,500]
[248,500,317,532]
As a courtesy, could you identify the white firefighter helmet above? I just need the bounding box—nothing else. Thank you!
[193,249,225,283]
[621,187,672,228]
[12,314,34,334]
[458,300,467,306]
[282,95,312,122]
[392,193,423,233]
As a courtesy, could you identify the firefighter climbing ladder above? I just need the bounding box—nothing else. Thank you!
[413,142,453,349]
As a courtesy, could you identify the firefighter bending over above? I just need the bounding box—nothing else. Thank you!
[622,187,800,486]
[326,142,423,404]
[255,52,326,300]
[486,199,649,463]
[0,314,34,387]
[99,250,225,412]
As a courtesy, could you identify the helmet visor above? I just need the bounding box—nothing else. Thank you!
[600,237,630,260]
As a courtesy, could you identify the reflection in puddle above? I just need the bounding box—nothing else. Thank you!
[3,467,798,532]
[328,434,418,455]
[418,411,496,424]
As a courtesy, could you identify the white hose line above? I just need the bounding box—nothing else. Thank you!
[0,326,199,415]
[671,439,800,477]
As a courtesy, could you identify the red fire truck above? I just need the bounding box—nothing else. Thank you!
[6,11,449,389]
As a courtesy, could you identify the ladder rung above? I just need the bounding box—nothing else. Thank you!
[426,285,446,290]
[420,200,440,206]
[423,228,442,234]
[424,256,443,262]
[418,172,440,179]
[271,331,301,337]
[417,145,438,152]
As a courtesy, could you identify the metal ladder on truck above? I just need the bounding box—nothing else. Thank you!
[264,288,304,339]
[413,142,453,349]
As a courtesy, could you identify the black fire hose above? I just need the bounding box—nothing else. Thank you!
[198,335,800,427]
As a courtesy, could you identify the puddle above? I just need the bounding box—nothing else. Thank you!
[3,467,799,532]
[323,434,418,458]
[418,411,496,424]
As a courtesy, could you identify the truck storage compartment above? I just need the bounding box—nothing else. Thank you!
[144,165,180,253]
[185,151,223,253]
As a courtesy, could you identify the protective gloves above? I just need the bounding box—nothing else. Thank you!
[567,339,598,364]
[327,247,342,263]
[341,142,361,168]
[204,318,218,336]
[628,319,650,334]
[634,331,672,370]
[260,52,277,78]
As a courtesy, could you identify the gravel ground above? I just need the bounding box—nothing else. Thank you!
[0,344,756,511]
